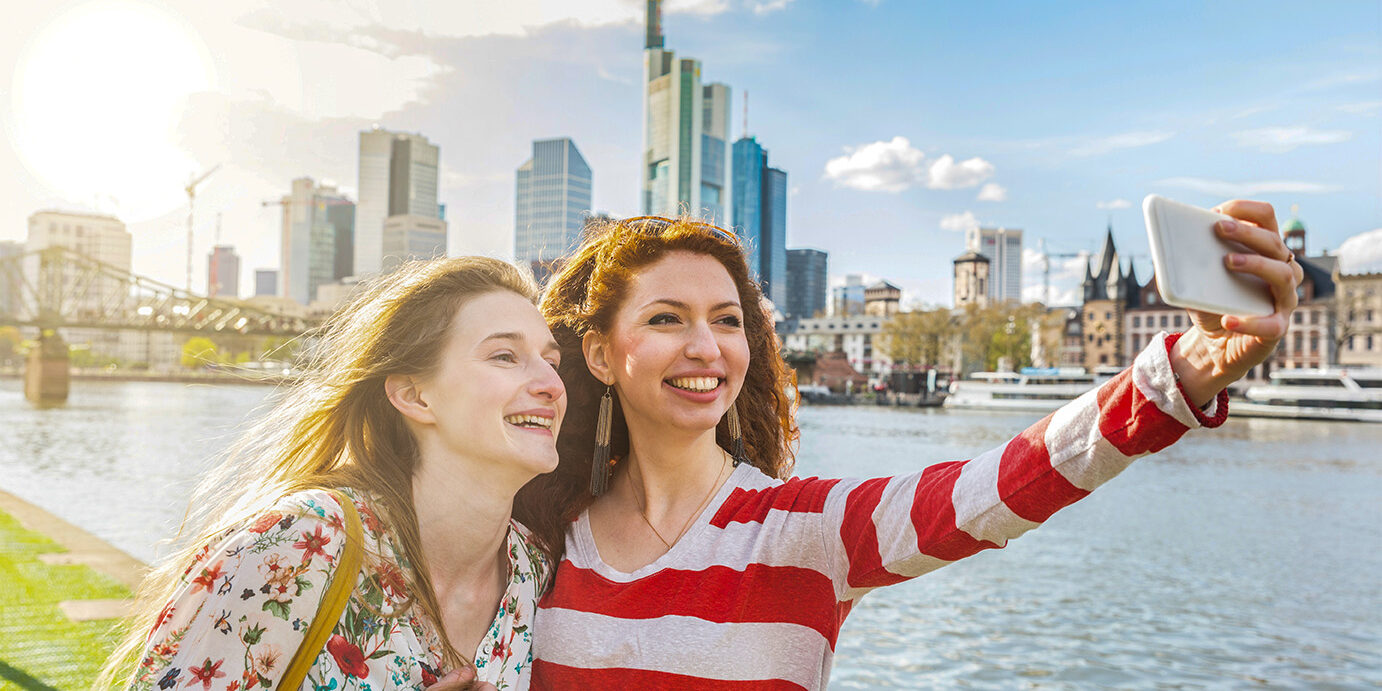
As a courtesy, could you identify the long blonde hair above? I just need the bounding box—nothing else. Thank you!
[98,256,540,687]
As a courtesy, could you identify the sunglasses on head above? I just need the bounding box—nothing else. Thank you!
[617,216,739,244]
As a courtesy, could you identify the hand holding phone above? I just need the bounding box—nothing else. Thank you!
[1143,194,1276,317]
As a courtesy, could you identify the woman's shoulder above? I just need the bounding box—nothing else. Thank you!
[509,519,553,589]
[185,488,370,572]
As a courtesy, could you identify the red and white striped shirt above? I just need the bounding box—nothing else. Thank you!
[532,334,1226,689]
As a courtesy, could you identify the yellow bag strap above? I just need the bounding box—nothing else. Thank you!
[278,489,365,690]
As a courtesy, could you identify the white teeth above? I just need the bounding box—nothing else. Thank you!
[504,414,553,429]
[668,376,720,393]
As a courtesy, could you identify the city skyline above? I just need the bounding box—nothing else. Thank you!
[1,1,1378,305]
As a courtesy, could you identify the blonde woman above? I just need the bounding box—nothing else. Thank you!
[100,257,565,690]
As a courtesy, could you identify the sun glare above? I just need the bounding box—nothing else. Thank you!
[10,0,216,223]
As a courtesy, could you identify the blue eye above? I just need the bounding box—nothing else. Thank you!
[491,352,517,363]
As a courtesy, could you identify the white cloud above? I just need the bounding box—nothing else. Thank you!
[1069,130,1175,156]
[1232,126,1353,153]
[1096,199,1131,210]
[926,155,994,190]
[596,65,634,85]
[940,211,979,232]
[823,136,926,192]
[822,138,995,192]
[750,0,796,15]
[1155,177,1342,197]
[976,182,1006,202]
[1338,228,1382,275]
[231,0,736,40]
[1338,100,1382,116]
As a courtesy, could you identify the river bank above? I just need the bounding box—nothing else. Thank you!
[0,366,290,385]
[0,489,141,688]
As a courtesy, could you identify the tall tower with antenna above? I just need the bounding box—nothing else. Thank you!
[640,0,732,224]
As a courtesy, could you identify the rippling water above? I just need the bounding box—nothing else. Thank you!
[3,380,1380,688]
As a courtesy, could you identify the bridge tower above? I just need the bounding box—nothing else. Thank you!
[24,329,69,406]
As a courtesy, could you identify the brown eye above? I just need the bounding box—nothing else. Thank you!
[649,313,680,325]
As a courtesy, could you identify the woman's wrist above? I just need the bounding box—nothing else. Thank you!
[1168,328,1236,408]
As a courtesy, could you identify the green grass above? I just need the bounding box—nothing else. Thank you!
[0,510,132,690]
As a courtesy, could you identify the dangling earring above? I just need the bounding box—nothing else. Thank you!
[726,401,747,467]
[591,385,613,496]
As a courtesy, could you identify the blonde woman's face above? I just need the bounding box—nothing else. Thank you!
[418,291,565,478]
[593,251,750,437]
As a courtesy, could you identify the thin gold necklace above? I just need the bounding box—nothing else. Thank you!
[628,454,729,550]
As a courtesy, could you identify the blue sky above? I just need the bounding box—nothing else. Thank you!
[3,0,1378,305]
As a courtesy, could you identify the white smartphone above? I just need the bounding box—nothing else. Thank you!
[1143,194,1275,317]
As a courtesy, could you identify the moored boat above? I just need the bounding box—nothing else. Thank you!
[944,367,1099,412]
[1235,368,1382,423]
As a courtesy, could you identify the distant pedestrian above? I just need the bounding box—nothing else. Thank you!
[99,257,565,690]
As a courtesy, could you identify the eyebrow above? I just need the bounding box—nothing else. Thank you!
[480,332,523,344]
[480,332,560,353]
[642,298,742,312]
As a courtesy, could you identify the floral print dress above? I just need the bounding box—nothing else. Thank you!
[131,488,550,690]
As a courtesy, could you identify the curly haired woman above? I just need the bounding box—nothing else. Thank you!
[517,202,1301,689]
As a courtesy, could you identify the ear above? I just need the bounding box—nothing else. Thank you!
[581,330,613,386]
[385,374,435,425]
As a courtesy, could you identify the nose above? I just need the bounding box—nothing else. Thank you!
[528,359,566,401]
[683,320,722,362]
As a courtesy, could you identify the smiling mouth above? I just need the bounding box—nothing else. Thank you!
[504,414,554,430]
[666,376,722,393]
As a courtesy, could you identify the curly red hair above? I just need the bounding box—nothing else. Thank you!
[514,216,800,560]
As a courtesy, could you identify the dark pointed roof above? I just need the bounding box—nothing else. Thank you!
[1083,225,1123,302]
[1095,225,1119,283]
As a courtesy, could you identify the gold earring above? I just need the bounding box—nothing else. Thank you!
[726,401,747,467]
[591,385,613,496]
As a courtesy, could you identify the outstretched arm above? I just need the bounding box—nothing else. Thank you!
[822,332,1222,600]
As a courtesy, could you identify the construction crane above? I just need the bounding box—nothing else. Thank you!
[1038,238,1088,306]
[185,164,221,292]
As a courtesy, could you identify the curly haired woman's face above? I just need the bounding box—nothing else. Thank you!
[587,250,750,435]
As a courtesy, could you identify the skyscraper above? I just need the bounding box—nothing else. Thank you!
[731,136,787,306]
[785,248,828,319]
[642,0,731,225]
[207,245,240,298]
[382,214,448,272]
[280,177,355,305]
[356,128,439,276]
[515,138,592,278]
[254,269,277,297]
[965,226,1023,303]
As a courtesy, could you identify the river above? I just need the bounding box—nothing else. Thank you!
[2,379,1379,688]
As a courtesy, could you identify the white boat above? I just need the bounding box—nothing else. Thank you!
[1235,369,1382,423]
[944,367,1099,412]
